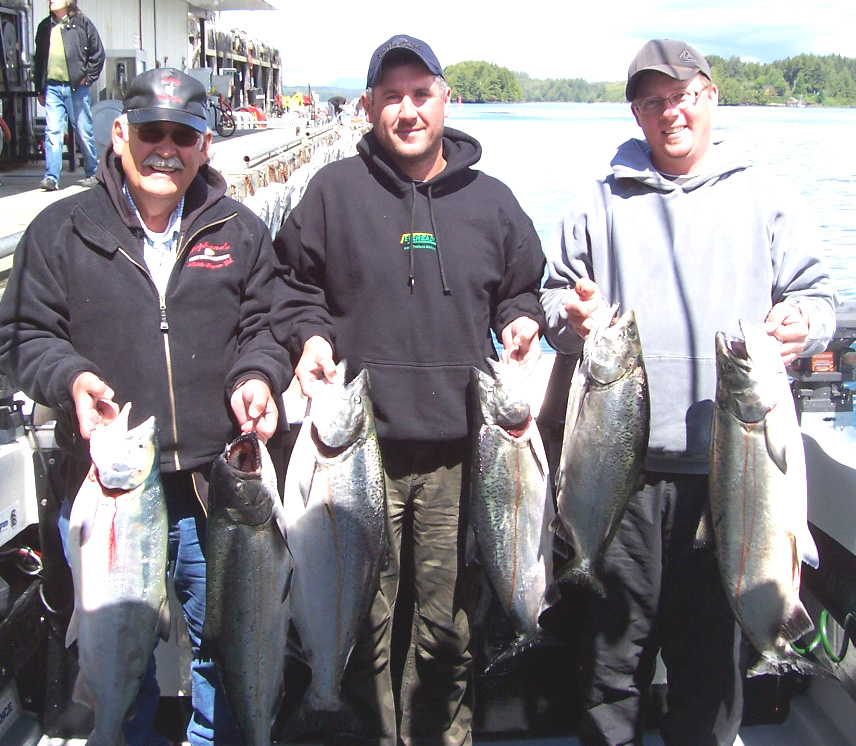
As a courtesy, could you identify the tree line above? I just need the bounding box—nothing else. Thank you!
[444,54,856,106]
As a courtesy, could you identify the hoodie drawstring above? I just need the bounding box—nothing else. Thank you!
[408,182,417,292]
[407,182,452,296]
[428,185,452,296]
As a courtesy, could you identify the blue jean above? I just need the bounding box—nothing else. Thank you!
[60,478,241,746]
[44,82,98,182]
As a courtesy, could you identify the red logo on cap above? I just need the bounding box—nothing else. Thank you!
[158,77,182,104]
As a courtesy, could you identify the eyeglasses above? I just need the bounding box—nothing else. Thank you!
[132,123,201,148]
[634,87,710,116]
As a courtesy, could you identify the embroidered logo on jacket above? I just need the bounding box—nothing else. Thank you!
[400,233,437,252]
[187,241,233,269]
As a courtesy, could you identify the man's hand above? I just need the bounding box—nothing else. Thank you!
[37,94,45,107]
[231,379,278,442]
[71,372,120,440]
[564,278,608,339]
[295,336,338,397]
[500,316,541,375]
[764,302,809,366]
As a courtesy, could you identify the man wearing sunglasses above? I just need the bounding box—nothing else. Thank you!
[0,67,290,746]
[540,39,835,746]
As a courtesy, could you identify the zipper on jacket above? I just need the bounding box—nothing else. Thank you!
[117,213,237,486]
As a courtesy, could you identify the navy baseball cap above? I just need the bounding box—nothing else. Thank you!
[123,68,209,134]
[366,34,444,88]
[626,39,712,101]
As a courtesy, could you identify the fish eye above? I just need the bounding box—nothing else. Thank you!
[353,395,362,405]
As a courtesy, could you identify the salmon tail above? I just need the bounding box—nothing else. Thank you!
[557,561,606,598]
[278,696,369,743]
[483,629,567,675]
[747,650,833,679]
[781,601,815,644]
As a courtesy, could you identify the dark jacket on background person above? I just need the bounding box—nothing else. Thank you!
[0,150,291,475]
[273,126,545,441]
[34,10,104,92]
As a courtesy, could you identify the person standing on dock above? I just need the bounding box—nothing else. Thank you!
[273,33,545,746]
[0,67,290,746]
[34,0,104,191]
[540,38,836,746]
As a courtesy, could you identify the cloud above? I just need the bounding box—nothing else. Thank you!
[219,0,855,85]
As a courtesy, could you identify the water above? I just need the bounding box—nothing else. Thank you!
[448,102,855,304]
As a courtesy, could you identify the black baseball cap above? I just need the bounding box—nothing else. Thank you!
[122,68,209,134]
[366,34,444,89]
[625,39,712,101]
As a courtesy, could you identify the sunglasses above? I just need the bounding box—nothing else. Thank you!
[132,122,202,148]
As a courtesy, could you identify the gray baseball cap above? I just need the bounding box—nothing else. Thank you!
[626,39,712,101]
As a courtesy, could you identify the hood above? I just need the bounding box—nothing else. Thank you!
[611,138,749,192]
[95,147,229,234]
[356,126,483,295]
[356,126,482,194]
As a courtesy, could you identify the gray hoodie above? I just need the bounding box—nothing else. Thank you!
[541,137,836,473]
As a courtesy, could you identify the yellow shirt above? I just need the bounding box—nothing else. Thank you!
[46,20,69,83]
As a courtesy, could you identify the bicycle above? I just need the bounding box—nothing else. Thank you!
[210,93,236,137]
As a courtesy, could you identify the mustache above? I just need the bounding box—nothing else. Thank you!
[142,154,185,171]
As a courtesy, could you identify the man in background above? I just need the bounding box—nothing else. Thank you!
[34,0,104,190]
[273,33,544,746]
[541,38,835,746]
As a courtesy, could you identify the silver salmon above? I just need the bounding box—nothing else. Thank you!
[554,306,649,596]
[204,432,292,746]
[710,319,819,674]
[282,362,386,732]
[470,359,557,662]
[66,403,170,746]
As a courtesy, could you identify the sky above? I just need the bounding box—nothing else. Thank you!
[220,0,856,87]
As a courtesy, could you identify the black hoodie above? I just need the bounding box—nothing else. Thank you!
[0,150,291,474]
[273,127,545,441]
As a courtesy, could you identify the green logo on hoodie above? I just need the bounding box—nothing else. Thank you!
[400,233,437,252]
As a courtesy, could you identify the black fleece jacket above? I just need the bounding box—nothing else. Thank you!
[0,150,291,472]
[273,127,545,441]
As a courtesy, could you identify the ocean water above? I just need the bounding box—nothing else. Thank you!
[448,102,855,305]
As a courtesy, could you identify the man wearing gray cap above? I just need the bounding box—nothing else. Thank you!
[0,67,290,745]
[540,39,835,745]
[274,33,544,746]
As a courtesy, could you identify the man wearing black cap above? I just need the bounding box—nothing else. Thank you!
[0,67,290,746]
[540,39,835,746]
[273,33,545,746]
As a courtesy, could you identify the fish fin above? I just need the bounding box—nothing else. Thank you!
[483,629,568,675]
[71,671,95,710]
[765,418,789,474]
[800,527,820,570]
[464,524,478,566]
[65,609,79,647]
[693,504,715,549]
[781,601,815,644]
[157,597,171,642]
[282,564,294,603]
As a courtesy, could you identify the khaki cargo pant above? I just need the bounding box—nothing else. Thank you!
[337,438,473,746]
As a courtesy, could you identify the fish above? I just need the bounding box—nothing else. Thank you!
[554,305,650,596]
[470,358,558,666]
[203,431,292,746]
[709,319,820,675]
[281,361,386,734]
[65,402,170,746]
